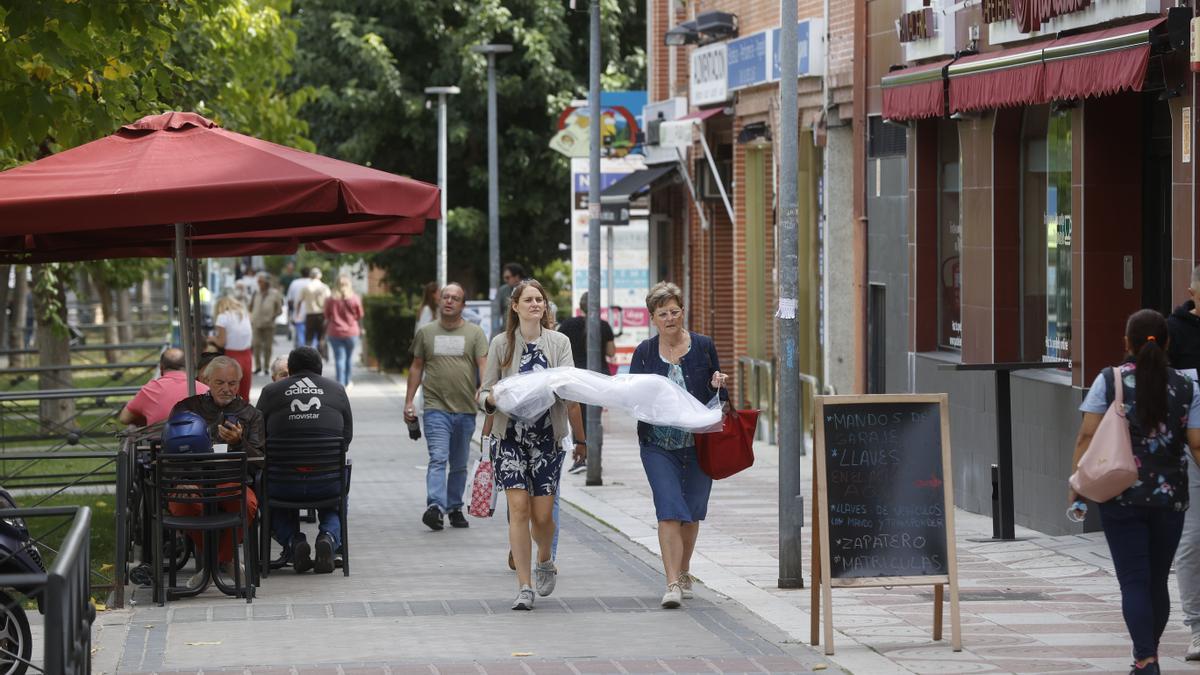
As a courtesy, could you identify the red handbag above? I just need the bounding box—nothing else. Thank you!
[696,404,759,480]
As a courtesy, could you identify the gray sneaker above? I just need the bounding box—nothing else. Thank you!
[679,571,695,599]
[1187,632,1200,661]
[512,585,535,610]
[534,560,557,597]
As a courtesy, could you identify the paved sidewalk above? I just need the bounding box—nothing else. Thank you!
[90,356,836,674]
[562,412,1191,674]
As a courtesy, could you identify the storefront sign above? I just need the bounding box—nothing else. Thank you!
[690,42,729,106]
[727,32,769,90]
[981,0,1013,23]
[1011,0,1092,32]
[770,20,822,79]
[1184,107,1192,164]
[899,8,935,42]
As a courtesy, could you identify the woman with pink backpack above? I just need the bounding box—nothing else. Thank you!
[1071,309,1200,674]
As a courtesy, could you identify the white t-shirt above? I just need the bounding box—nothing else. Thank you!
[286,278,310,323]
[216,310,253,351]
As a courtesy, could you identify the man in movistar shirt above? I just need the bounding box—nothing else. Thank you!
[256,347,352,574]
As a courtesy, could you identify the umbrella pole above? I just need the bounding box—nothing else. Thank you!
[175,223,197,397]
[190,257,203,363]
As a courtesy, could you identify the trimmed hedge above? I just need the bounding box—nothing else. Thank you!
[362,295,415,372]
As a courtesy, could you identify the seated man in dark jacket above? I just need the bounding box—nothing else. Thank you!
[255,347,352,574]
[167,355,265,582]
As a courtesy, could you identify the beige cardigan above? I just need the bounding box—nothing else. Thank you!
[478,329,575,443]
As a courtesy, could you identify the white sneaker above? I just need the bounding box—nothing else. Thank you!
[1187,632,1200,661]
[220,561,246,587]
[512,585,535,610]
[661,582,683,609]
[679,571,695,599]
[187,569,207,588]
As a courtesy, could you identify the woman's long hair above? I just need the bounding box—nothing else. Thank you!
[1126,308,1170,429]
[421,281,439,315]
[500,279,554,369]
[332,274,357,301]
[214,295,245,320]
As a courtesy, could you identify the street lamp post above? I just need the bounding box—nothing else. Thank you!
[425,86,460,289]
[470,44,513,335]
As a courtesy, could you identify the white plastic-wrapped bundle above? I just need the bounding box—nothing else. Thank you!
[491,367,723,432]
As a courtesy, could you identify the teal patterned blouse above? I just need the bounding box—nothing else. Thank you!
[648,349,695,450]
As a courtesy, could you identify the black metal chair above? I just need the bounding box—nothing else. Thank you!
[261,436,350,577]
[152,452,255,605]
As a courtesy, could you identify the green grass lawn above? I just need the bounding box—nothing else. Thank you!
[7,492,116,603]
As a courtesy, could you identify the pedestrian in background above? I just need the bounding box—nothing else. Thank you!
[286,268,311,348]
[208,295,254,402]
[495,262,526,333]
[480,279,586,610]
[416,281,439,334]
[325,274,364,388]
[556,291,616,474]
[1169,265,1200,660]
[405,283,488,532]
[301,268,331,357]
[1072,309,1200,674]
[249,273,284,376]
[629,281,727,609]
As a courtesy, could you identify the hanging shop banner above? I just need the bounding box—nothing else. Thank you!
[570,156,652,370]
[771,19,825,80]
[690,42,730,106]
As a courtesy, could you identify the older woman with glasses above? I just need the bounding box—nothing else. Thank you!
[628,281,727,609]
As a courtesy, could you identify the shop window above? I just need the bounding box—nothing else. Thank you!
[1020,105,1072,364]
[937,120,961,351]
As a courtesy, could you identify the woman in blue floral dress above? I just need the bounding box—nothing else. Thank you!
[480,280,586,610]
[1072,309,1200,674]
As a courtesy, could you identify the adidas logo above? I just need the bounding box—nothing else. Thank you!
[285,377,324,396]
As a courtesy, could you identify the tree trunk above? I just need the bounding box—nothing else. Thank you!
[0,264,10,356]
[93,277,119,363]
[136,279,152,339]
[117,285,133,344]
[10,268,28,368]
[32,264,75,433]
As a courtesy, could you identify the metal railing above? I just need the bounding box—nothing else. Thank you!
[0,386,143,452]
[737,357,777,445]
[0,506,93,675]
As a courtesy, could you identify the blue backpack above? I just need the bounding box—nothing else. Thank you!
[162,411,212,454]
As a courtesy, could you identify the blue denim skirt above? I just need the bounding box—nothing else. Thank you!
[640,444,712,523]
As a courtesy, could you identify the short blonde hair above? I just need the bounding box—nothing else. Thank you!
[645,281,684,314]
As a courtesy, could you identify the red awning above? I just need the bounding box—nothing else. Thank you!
[680,107,727,121]
[1043,17,1165,101]
[948,43,1046,113]
[881,60,951,121]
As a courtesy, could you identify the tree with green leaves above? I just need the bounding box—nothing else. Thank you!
[288,0,645,298]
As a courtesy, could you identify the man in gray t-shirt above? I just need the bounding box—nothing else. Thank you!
[404,283,488,531]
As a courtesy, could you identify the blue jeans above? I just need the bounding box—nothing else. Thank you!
[424,410,476,513]
[292,321,307,348]
[1100,501,1186,660]
[329,336,357,386]
[269,476,345,551]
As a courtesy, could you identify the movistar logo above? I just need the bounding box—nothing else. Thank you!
[285,377,324,396]
[290,397,322,412]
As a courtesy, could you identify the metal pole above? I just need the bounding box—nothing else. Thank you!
[437,94,448,289]
[585,0,603,486]
[487,54,501,334]
[777,1,804,589]
[471,45,511,336]
[174,224,196,397]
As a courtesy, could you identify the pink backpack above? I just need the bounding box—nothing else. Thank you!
[1069,367,1139,502]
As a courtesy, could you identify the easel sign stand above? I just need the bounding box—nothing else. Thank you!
[809,393,962,655]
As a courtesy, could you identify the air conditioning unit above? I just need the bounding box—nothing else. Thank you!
[646,119,662,146]
[697,158,731,201]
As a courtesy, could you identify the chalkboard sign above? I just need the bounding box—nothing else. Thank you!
[811,394,961,654]
[821,400,948,579]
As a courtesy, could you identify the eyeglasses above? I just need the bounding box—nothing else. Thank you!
[654,309,683,320]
